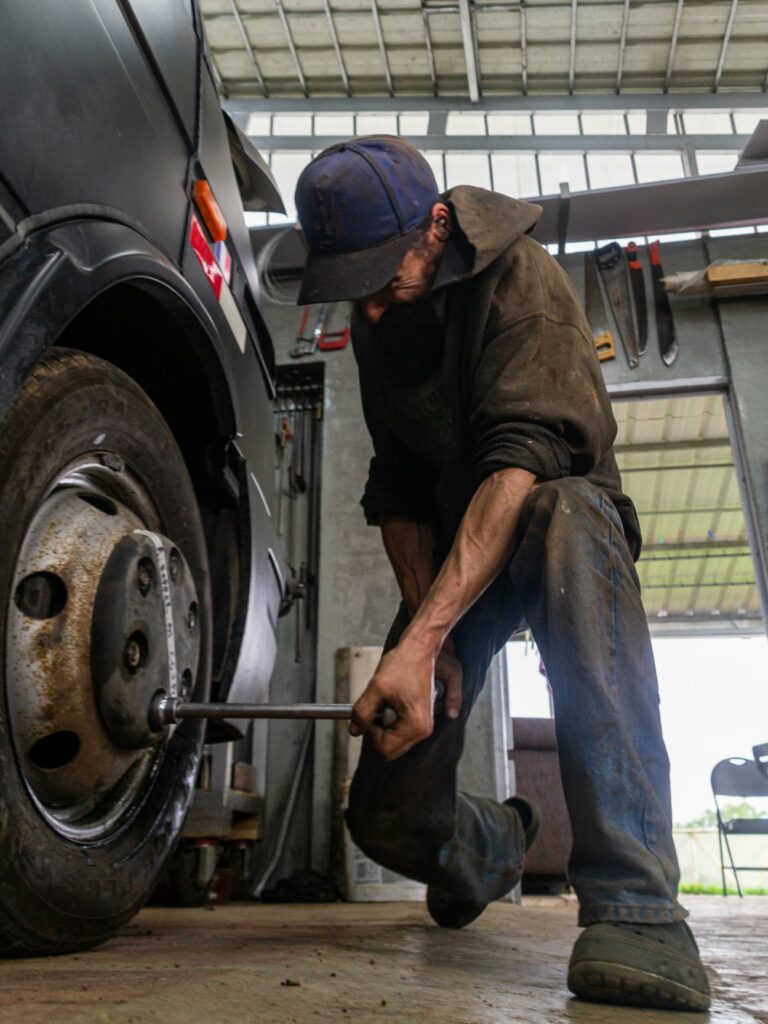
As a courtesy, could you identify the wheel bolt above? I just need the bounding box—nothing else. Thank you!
[169,551,180,582]
[187,605,197,630]
[137,565,152,594]
[124,638,142,671]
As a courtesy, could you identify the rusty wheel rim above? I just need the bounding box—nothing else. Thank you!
[6,454,181,842]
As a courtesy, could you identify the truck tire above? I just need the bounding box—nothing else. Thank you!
[0,348,212,955]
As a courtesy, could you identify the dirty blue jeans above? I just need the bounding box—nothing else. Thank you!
[347,477,686,926]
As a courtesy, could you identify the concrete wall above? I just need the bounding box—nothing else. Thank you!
[258,300,400,882]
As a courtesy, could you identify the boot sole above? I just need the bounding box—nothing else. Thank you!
[568,959,711,1012]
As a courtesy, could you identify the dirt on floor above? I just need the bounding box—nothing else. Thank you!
[0,895,765,1024]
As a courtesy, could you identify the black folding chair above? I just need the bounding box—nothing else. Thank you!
[710,756,768,897]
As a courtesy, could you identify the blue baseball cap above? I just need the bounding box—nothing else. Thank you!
[295,136,440,304]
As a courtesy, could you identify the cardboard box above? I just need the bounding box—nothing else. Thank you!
[333,646,426,902]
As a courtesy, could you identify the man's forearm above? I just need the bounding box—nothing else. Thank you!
[401,468,537,653]
[380,514,436,617]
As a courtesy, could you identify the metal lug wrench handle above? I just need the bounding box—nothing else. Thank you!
[150,681,446,733]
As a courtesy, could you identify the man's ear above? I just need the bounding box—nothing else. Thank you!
[429,201,452,244]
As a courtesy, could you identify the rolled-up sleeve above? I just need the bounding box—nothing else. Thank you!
[470,294,616,486]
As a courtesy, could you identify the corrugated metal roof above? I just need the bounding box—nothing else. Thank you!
[614,394,762,635]
[201,0,768,99]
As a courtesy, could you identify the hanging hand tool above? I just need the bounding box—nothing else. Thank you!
[595,242,640,369]
[275,413,293,536]
[626,242,648,356]
[291,305,351,357]
[649,240,678,367]
[584,252,616,363]
[317,317,350,352]
[291,305,330,359]
[150,681,446,732]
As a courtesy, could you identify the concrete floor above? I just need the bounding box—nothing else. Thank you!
[0,896,765,1024]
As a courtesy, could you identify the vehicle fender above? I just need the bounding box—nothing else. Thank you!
[0,217,285,716]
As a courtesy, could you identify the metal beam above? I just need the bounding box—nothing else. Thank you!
[422,8,438,96]
[664,0,684,93]
[713,0,739,93]
[274,0,308,97]
[458,0,481,102]
[369,0,394,97]
[636,505,743,517]
[519,1,529,95]
[225,92,768,114]
[531,165,768,242]
[322,0,351,97]
[568,0,577,94]
[228,0,268,97]
[244,133,750,152]
[614,438,731,454]
[642,540,748,553]
[615,0,630,94]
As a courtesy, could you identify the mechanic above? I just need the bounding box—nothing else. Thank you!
[294,136,710,1012]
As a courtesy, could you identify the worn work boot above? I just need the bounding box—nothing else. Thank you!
[567,919,711,1011]
[426,796,540,929]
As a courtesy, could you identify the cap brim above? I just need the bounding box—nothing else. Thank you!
[297,223,422,305]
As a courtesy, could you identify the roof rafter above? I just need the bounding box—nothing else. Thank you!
[322,0,351,97]
[273,0,308,97]
[458,0,481,102]
[615,0,630,94]
[369,0,394,97]
[713,0,739,93]
[519,1,529,95]
[228,0,268,97]
[663,0,684,93]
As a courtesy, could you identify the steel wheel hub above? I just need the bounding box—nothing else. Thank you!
[6,463,200,839]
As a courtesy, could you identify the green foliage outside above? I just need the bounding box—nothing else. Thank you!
[680,884,768,896]
[677,801,763,829]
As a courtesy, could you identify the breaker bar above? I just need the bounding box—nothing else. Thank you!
[150,682,446,733]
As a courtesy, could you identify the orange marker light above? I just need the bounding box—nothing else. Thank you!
[193,180,227,242]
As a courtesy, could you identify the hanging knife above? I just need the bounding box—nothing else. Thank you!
[649,240,678,367]
[626,242,648,356]
[595,242,640,369]
[583,253,616,363]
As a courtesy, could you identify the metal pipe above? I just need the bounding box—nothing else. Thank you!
[228,0,269,97]
[370,0,394,96]
[713,0,739,93]
[664,0,684,93]
[274,0,309,96]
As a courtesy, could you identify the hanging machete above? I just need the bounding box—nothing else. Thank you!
[583,252,616,363]
[626,242,648,356]
[649,240,678,367]
[595,242,640,369]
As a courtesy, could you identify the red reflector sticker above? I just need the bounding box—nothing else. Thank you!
[189,216,223,299]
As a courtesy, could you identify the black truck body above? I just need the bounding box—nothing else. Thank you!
[0,0,285,713]
[0,0,297,954]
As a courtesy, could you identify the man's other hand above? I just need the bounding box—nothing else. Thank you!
[435,635,462,721]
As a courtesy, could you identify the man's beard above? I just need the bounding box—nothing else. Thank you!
[366,297,445,383]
